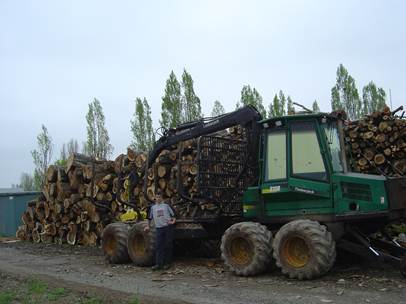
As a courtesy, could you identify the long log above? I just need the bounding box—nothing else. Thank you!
[66,153,97,173]
[46,165,59,182]
[67,223,78,245]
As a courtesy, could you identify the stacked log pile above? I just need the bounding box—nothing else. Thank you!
[118,125,248,219]
[344,106,406,176]
[16,154,126,245]
[150,137,222,219]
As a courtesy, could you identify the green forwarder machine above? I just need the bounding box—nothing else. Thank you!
[102,106,406,280]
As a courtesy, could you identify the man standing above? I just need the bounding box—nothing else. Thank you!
[145,191,176,270]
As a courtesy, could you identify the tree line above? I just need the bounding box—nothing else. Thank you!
[17,64,388,190]
[18,98,113,191]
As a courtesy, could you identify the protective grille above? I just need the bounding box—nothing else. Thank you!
[341,182,372,202]
[197,136,252,216]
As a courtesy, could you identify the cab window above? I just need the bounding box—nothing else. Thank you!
[265,130,286,181]
[291,122,327,181]
[323,122,344,173]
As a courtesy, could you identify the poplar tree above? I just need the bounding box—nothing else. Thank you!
[268,94,279,118]
[55,139,79,166]
[362,82,386,115]
[31,124,53,190]
[312,100,320,112]
[131,97,155,151]
[161,71,182,129]
[181,69,202,122]
[84,98,113,159]
[20,173,35,191]
[60,144,68,163]
[211,100,225,117]
[236,85,266,118]
[278,91,286,116]
[67,139,79,155]
[268,90,287,118]
[331,64,361,120]
[54,144,67,166]
[287,95,294,115]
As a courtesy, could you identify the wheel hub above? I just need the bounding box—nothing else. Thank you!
[229,237,253,266]
[282,236,310,268]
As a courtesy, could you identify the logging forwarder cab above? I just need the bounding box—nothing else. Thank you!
[102,106,406,279]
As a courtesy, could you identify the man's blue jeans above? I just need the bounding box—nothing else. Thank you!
[155,225,174,267]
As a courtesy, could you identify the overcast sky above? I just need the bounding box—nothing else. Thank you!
[0,0,405,187]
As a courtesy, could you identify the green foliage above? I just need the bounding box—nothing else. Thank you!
[278,91,286,115]
[269,94,279,118]
[331,64,387,118]
[128,295,139,304]
[47,288,66,301]
[54,159,67,166]
[312,100,320,112]
[211,100,225,117]
[0,291,15,304]
[130,97,156,151]
[160,71,182,129]
[330,64,361,120]
[19,173,36,191]
[362,81,386,115]
[237,85,266,118]
[84,98,113,159]
[80,297,103,304]
[28,279,47,294]
[31,125,53,190]
[181,69,202,122]
[287,96,294,115]
[331,86,340,113]
[268,90,289,117]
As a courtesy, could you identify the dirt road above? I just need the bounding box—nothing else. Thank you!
[0,241,405,304]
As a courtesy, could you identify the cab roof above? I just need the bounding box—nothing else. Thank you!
[258,112,339,125]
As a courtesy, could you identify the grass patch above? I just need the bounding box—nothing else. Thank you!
[1,276,134,304]
[47,287,66,301]
[27,278,48,294]
[128,295,139,304]
[80,297,104,304]
[0,291,15,304]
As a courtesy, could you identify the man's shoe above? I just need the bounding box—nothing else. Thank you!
[163,264,172,270]
[151,265,163,271]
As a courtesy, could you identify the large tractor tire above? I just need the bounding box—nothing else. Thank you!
[273,219,336,280]
[221,222,273,276]
[127,220,156,266]
[101,223,131,264]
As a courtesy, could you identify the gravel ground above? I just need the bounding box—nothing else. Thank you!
[0,240,405,304]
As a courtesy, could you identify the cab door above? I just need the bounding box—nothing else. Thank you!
[287,121,332,209]
[260,127,291,215]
